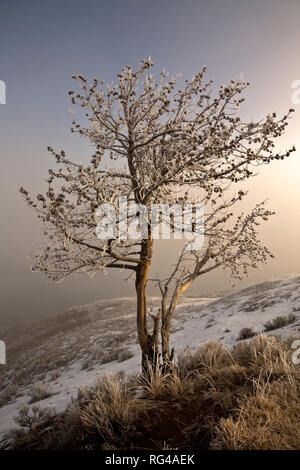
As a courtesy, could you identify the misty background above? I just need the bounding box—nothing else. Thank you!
[0,0,299,326]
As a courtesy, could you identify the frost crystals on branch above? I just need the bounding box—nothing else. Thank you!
[20,58,295,372]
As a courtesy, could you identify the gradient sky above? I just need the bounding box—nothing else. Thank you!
[0,0,300,325]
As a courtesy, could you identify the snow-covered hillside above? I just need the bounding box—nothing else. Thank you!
[1,274,300,442]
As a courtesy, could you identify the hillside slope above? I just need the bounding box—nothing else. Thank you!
[0,274,300,441]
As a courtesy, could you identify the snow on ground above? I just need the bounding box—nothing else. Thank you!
[0,274,300,441]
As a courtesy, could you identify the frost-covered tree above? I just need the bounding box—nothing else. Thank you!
[20,58,295,371]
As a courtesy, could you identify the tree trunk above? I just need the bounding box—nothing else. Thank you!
[161,284,183,366]
[135,237,156,373]
[161,302,177,364]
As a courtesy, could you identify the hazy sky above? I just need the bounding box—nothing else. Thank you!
[0,0,300,325]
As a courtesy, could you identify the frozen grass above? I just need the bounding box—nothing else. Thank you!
[28,382,54,404]
[14,404,56,431]
[4,335,300,450]
[263,314,297,332]
[0,383,20,407]
[237,327,257,340]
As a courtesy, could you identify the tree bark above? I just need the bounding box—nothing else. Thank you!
[161,286,181,364]
[135,237,156,373]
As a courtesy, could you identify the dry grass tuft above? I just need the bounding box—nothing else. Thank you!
[237,327,257,340]
[263,314,297,332]
[28,381,54,404]
[215,378,300,450]
[177,341,233,376]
